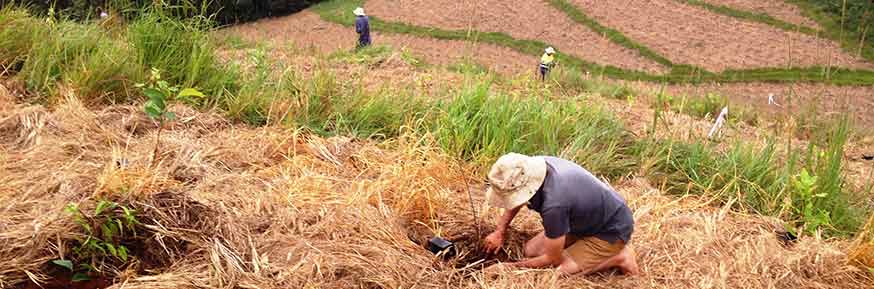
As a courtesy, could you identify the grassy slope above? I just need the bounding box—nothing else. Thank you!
[0,3,864,236]
[314,0,874,85]
[788,0,874,62]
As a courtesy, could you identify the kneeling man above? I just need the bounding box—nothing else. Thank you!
[483,153,639,275]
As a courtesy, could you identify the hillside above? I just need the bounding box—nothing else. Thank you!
[1,1,873,289]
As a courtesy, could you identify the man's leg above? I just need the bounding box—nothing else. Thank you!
[561,237,631,275]
[523,231,546,257]
[582,246,638,275]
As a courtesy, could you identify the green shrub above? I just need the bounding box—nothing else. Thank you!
[54,200,138,280]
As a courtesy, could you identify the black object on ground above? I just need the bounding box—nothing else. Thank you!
[862,154,873,161]
[427,237,456,258]
[776,229,797,247]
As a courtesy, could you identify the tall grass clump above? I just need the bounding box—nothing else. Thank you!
[128,10,235,99]
[795,116,861,234]
[432,82,633,177]
[14,18,140,103]
[332,89,428,139]
[0,7,44,73]
[636,115,860,236]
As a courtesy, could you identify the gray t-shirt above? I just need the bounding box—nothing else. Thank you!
[526,157,634,243]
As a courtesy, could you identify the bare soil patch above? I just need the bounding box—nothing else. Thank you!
[703,0,821,29]
[365,0,667,73]
[224,10,536,75]
[569,0,872,71]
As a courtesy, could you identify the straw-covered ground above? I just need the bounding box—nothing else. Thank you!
[1,80,872,289]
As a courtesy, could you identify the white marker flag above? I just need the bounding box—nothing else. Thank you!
[708,106,729,139]
[768,93,780,107]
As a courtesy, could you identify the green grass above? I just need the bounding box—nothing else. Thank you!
[636,131,859,236]
[678,0,819,35]
[431,81,635,177]
[652,92,759,126]
[789,0,874,62]
[128,11,235,99]
[312,0,874,85]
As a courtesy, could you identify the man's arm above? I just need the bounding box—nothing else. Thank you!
[495,205,522,233]
[483,205,523,254]
[510,235,565,268]
[355,18,362,34]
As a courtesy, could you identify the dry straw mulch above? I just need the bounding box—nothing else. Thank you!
[1,93,871,288]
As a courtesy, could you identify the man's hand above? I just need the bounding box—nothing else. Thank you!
[483,230,505,255]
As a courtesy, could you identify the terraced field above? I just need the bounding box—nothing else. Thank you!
[364,0,667,73]
[568,0,870,71]
[700,0,820,28]
[227,11,536,74]
[227,0,874,128]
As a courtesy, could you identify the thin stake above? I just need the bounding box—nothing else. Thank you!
[464,174,481,241]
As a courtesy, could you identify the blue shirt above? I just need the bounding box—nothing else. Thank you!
[355,16,371,46]
[527,157,634,243]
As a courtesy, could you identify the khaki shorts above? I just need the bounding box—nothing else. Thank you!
[563,236,625,271]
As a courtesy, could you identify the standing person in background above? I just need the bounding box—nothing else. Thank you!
[354,7,371,49]
[539,47,556,81]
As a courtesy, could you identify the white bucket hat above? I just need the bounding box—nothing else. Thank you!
[485,153,547,209]
[545,47,555,54]
[353,7,366,16]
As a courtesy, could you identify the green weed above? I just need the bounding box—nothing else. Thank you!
[56,200,138,280]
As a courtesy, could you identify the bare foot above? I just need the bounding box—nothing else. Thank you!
[617,246,640,276]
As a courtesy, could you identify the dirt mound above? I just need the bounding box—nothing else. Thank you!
[1,94,871,288]
[365,0,667,73]
[703,0,820,29]
[569,0,872,71]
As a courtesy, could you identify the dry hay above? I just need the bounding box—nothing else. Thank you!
[365,0,667,73]
[568,0,872,71]
[851,215,874,269]
[1,95,872,289]
[223,10,536,75]
[702,0,820,29]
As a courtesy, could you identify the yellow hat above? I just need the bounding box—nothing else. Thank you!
[353,7,365,16]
